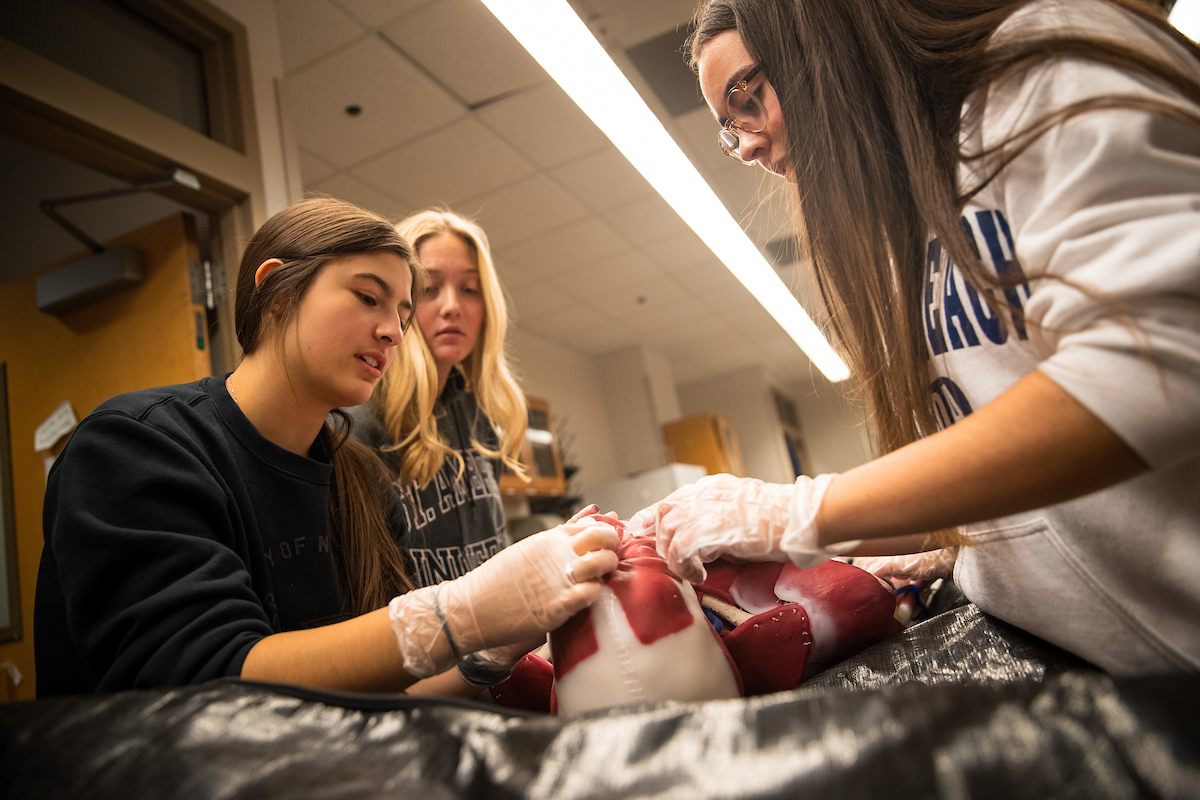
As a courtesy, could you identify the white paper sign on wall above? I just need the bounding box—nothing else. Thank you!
[34,401,77,453]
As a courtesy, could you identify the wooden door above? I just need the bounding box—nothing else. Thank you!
[0,212,211,701]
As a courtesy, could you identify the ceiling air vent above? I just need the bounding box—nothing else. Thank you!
[763,234,806,268]
[625,28,705,117]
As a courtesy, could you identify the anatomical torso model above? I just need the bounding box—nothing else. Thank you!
[492,516,904,715]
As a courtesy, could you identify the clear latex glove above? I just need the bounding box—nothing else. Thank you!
[388,520,619,679]
[627,473,861,584]
[852,547,959,582]
[566,504,599,523]
[457,637,546,688]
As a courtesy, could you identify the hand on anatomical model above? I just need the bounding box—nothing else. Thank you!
[491,514,904,715]
[453,506,619,689]
[455,637,548,689]
[388,519,619,679]
[626,473,861,584]
[851,548,959,584]
[549,515,742,714]
[694,557,902,686]
[849,548,959,626]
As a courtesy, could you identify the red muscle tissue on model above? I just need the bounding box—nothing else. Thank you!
[491,515,907,715]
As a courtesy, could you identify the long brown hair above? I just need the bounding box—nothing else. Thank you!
[235,197,422,613]
[377,208,529,487]
[688,0,1200,462]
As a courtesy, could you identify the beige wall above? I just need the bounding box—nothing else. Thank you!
[596,346,681,477]
[208,0,299,217]
[786,378,873,476]
[677,364,794,484]
[507,328,621,495]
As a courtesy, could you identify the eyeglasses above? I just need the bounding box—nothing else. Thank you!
[718,66,768,165]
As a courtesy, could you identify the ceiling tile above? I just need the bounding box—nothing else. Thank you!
[601,194,689,245]
[704,166,779,226]
[588,272,682,319]
[497,217,628,277]
[651,313,737,348]
[755,332,809,362]
[517,303,611,342]
[639,229,713,272]
[729,302,789,341]
[620,291,710,334]
[286,36,466,168]
[477,83,611,169]
[352,116,535,208]
[330,0,431,28]
[663,338,757,376]
[463,175,591,248]
[551,317,644,356]
[306,172,412,221]
[581,0,699,48]
[380,0,545,105]
[493,256,535,291]
[672,105,731,173]
[762,348,815,381]
[549,250,662,301]
[505,280,575,321]
[698,282,765,326]
[276,0,364,74]
[297,147,337,185]
[671,257,745,294]
[549,148,653,213]
[691,343,768,376]
[731,189,796,247]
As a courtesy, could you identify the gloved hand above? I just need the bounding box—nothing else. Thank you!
[566,503,599,523]
[388,519,619,679]
[456,637,546,688]
[851,547,958,583]
[627,473,860,584]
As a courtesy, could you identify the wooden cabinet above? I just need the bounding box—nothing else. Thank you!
[0,213,211,700]
[662,413,745,477]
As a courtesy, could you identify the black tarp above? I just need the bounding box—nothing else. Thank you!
[3,603,1198,799]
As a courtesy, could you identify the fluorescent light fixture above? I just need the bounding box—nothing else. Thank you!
[1171,0,1200,41]
[478,0,851,383]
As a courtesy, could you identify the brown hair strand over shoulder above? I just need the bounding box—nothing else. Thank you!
[234,197,424,612]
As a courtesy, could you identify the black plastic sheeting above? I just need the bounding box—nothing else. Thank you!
[3,602,1198,800]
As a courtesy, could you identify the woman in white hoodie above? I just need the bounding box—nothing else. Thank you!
[631,0,1200,677]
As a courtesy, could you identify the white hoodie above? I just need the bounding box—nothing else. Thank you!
[928,0,1200,675]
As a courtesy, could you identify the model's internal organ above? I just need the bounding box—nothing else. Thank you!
[491,516,901,714]
[699,559,903,680]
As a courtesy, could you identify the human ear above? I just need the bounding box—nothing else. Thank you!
[253,258,285,289]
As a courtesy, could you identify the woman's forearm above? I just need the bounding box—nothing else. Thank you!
[241,607,417,693]
[817,369,1148,546]
[405,669,482,698]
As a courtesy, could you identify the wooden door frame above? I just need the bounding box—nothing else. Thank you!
[0,0,269,371]
[0,0,268,698]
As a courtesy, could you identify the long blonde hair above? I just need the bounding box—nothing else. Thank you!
[376,208,529,487]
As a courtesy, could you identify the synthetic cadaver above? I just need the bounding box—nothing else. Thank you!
[492,515,901,715]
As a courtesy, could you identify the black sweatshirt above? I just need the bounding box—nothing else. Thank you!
[350,369,507,588]
[36,376,354,696]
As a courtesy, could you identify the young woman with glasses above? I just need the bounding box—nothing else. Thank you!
[630,0,1200,677]
[36,198,618,696]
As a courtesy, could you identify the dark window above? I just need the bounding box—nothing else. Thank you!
[1,0,209,136]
